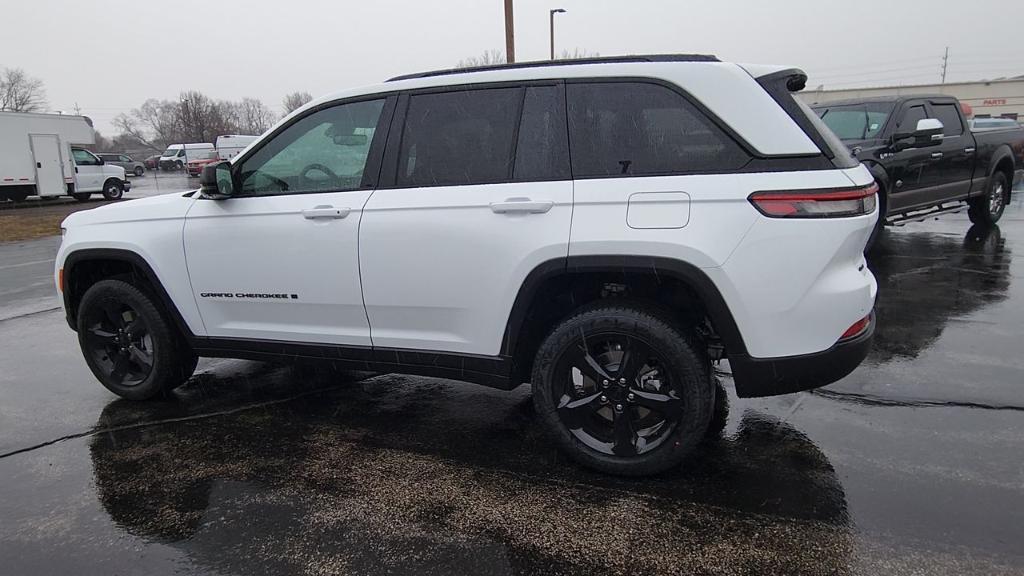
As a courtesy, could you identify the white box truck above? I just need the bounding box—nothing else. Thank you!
[0,111,130,202]
[214,134,258,160]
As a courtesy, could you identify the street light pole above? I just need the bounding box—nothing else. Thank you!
[550,8,566,60]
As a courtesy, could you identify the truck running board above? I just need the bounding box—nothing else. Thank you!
[887,202,966,227]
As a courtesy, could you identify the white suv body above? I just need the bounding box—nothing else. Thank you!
[56,56,877,475]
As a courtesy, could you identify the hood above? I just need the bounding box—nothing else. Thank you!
[62,191,198,228]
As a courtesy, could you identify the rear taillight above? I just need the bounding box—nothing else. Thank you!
[749,183,878,218]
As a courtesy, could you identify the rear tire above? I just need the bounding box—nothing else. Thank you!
[8,190,30,203]
[968,171,1008,226]
[531,304,713,476]
[101,179,124,201]
[71,192,91,202]
[133,166,145,177]
[77,279,197,400]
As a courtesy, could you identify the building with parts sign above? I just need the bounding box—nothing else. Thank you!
[799,76,1024,121]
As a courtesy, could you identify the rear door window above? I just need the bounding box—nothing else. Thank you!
[513,85,570,181]
[397,87,521,187]
[566,82,748,178]
[930,103,964,136]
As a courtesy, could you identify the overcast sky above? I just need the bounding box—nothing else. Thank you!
[3,0,1022,135]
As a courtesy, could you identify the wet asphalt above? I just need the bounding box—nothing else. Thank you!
[0,188,1022,575]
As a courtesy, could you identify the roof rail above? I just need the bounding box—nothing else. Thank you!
[386,54,720,82]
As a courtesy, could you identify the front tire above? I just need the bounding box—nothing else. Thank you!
[968,171,1008,226]
[101,179,124,200]
[531,304,713,476]
[133,166,145,177]
[175,160,183,170]
[77,279,197,400]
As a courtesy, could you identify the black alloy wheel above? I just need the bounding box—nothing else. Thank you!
[77,279,197,400]
[554,332,681,457]
[532,305,713,475]
[81,299,155,388]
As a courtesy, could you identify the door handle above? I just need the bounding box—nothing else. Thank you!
[930,152,943,159]
[489,197,554,214]
[965,147,976,154]
[302,206,350,220]
[37,162,42,168]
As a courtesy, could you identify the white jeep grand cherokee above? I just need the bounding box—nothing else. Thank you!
[56,55,877,475]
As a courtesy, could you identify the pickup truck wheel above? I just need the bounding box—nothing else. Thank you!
[101,179,124,200]
[71,192,91,202]
[77,279,197,400]
[133,166,145,177]
[531,305,713,476]
[968,172,1007,226]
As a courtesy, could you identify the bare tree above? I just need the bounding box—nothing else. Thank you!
[233,97,276,134]
[177,91,234,142]
[282,91,313,114]
[113,113,159,150]
[0,67,47,112]
[557,48,600,60]
[455,49,506,69]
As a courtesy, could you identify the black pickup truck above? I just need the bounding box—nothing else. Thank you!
[811,95,1024,246]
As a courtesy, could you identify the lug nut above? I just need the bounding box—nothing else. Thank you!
[618,377,627,386]
[627,393,635,402]
[600,395,608,404]
[615,404,624,412]
[602,379,610,388]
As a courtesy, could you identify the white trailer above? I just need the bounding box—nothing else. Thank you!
[0,111,95,201]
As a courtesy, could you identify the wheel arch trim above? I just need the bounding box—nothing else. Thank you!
[499,255,748,357]
[62,248,196,339]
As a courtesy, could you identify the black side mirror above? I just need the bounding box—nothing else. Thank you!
[200,161,234,199]
[95,156,105,165]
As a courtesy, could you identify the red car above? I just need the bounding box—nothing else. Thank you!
[186,156,221,177]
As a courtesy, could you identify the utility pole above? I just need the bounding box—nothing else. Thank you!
[504,0,515,63]
[73,102,82,115]
[941,46,949,84]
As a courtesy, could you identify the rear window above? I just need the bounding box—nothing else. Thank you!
[792,97,859,168]
[814,102,893,140]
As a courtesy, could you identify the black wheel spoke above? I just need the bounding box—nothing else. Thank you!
[100,301,125,328]
[574,346,613,385]
[557,392,605,429]
[630,388,682,415]
[617,336,651,381]
[127,346,153,371]
[109,355,130,384]
[612,409,638,457]
[84,327,117,348]
[124,318,148,339]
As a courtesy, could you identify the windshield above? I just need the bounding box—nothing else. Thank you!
[814,102,894,140]
[162,148,179,157]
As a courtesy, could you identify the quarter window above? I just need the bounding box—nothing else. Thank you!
[397,88,521,187]
[567,82,748,177]
[238,99,385,196]
[931,103,963,136]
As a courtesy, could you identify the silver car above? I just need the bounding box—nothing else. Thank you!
[96,153,146,177]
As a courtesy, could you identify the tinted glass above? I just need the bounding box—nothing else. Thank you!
[397,88,521,187]
[896,105,927,134]
[72,149,99,165]
[120,155,133,162]
[931,103,963,136]
[514,85,569,181]
[238,99,384,196]
[567,82,747,177]
[815,102,893,140]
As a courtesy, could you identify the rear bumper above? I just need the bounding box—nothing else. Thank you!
[727,312,874,398]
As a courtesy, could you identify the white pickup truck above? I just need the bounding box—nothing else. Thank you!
[0,111,130,202]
